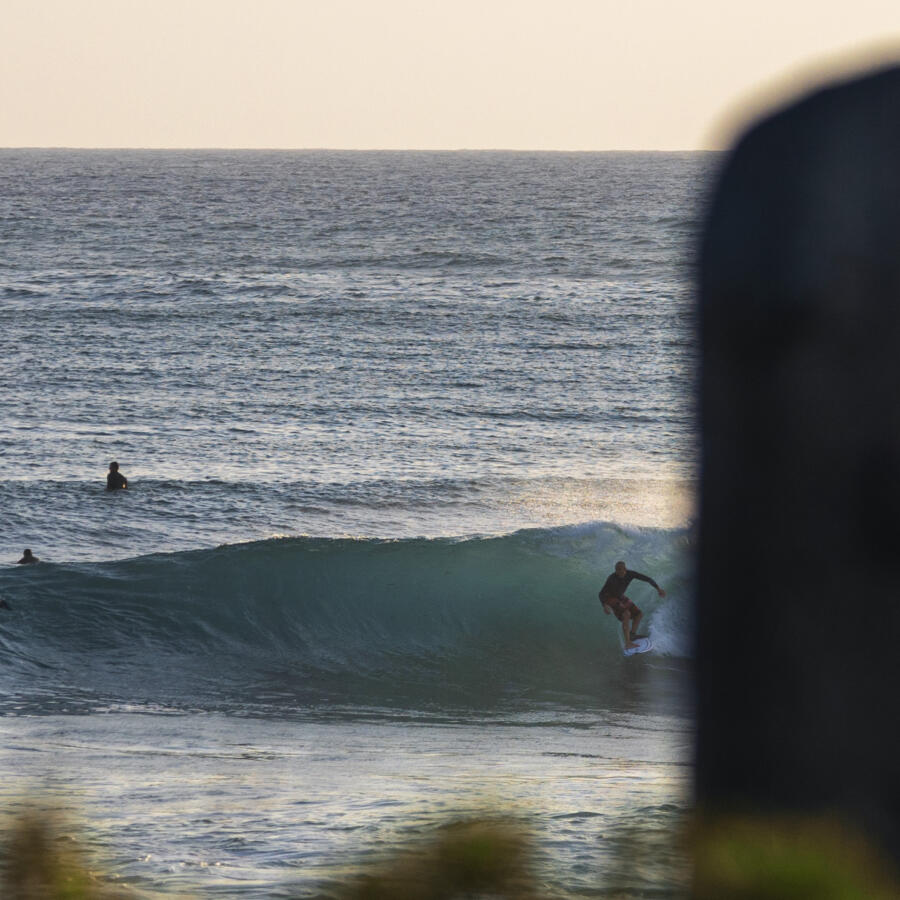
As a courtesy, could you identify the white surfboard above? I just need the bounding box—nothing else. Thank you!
[623,637,653,657]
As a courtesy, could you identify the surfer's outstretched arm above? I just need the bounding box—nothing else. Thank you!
[630,571,666,598]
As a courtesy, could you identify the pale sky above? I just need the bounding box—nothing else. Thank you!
[2,0,899,150]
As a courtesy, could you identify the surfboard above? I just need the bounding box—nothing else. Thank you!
[623,637,652,657]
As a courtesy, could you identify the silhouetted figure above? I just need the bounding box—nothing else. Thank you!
[17,549,38,564]
[0,598,9,610]
[599,560,665,649]
[698,65,900,862]
[106,461,127,491]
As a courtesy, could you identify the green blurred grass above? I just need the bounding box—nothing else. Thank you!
[1,808,134,899]
[2,803,898,898]
[691,812,898,900]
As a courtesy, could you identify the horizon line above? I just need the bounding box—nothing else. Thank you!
[0,145,724,153]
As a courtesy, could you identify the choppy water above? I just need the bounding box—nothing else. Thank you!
[0,150,711,897]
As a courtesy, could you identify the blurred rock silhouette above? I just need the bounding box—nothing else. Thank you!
[698,64,900,862]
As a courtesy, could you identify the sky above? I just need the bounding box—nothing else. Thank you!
[2,1,899,150]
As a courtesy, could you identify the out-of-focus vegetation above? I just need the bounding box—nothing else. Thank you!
[3,802,898,898]
[691,813,898,900]
[1,808,133,899]
[327,817,538,900]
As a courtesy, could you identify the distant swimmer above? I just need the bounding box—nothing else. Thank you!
[17,548,39,564]
[599,560,666,651]
[106,461,128,491]
[0,598,10,610]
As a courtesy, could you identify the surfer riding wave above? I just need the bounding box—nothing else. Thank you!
[599,560,666,651]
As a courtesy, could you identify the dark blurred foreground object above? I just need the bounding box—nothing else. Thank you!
[698,64,900,866]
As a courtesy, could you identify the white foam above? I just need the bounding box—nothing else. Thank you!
[649,594,693,658]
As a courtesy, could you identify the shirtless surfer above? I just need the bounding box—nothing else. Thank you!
[599,560,666,650]
[17,549,39,564]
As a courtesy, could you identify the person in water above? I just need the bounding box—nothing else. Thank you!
[17,548,39,564]
[106,461,127,490]
[599,560,666,650]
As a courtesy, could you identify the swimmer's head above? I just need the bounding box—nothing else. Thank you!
[109,461,119,471]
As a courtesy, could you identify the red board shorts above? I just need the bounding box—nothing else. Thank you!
[605,596,641,622]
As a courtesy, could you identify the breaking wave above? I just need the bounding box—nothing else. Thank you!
[0,523,693,715]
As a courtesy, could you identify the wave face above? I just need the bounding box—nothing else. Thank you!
[0,524,693,716]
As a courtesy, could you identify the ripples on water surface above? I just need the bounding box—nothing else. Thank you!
[0,150,712,896]
[0,150,709,558]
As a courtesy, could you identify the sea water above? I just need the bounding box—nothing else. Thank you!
[0,150,713,897]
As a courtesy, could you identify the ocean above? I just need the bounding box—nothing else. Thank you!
[0,150,711,897]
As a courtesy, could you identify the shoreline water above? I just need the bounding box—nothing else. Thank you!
[0,707,694,898]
